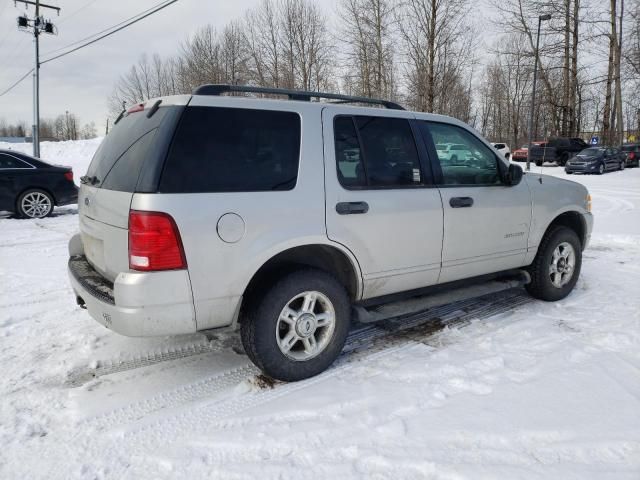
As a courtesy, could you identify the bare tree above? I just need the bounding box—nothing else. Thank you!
[337,0,398,99]
[397,0,476,118]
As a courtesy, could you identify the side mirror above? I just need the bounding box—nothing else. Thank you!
[505,163,523,186]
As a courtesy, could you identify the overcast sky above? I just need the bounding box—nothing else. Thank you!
[0,0,497,133]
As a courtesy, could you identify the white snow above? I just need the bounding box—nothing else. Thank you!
[1,141,639,479]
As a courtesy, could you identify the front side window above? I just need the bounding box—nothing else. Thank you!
[421,122,501,186]
[0,154,31,169]
[160,107,301,193]
[334,115,422,189]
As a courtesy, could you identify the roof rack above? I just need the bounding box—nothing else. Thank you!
[192,84,405,110]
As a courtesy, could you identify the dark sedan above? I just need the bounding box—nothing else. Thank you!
[564,147,626,175]
[0,150,78,218]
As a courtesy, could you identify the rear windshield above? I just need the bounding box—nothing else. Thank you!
[86,107,171,191]
[159,106,301,193]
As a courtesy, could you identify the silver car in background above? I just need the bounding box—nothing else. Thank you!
[68,85,593,381]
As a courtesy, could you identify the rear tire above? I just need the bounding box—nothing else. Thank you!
[597,163,605,175]
[535,160,543,167]
[526,226,582,302]
[619,161,625,170]
[240,269,351,382]
[16,189,53,219]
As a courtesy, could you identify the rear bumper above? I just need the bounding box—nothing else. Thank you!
[56,184,79,206]
[68,252,197,337]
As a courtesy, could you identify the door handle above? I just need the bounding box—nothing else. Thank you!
[336,201,369,215]
[449,197,474,208]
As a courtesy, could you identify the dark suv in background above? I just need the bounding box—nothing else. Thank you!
[621,144,640,167]
[529,137,588,166]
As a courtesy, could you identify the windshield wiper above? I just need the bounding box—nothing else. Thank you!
[80,175,100,186]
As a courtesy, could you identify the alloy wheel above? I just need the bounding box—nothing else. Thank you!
[275,291,336,361]
[20,191,52,218]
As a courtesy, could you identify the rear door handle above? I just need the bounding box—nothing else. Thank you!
[449,197,474,208]
[336,201,369,215]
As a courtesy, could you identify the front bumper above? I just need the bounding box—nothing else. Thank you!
[582,212,594,250]
[565,163,599,173]
[68,253,196,337]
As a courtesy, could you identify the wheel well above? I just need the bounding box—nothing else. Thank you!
[546,211,586,249]
[240,245,360,318]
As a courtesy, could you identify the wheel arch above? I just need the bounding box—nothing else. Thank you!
[542,211,587,250]
[239,243,363,320]
[15,186,57,211]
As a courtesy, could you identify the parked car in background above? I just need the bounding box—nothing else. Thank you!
[529,137,588,166]
[565,147,626,175]
[620,144,640,167]
[437,143,475,163]
[491,143,511,160]
[0,150,77,218]
[512,144,529,161]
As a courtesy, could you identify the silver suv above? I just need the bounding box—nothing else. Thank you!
[68,85,593,381]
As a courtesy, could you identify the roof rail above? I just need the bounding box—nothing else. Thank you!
[192,84,405,110]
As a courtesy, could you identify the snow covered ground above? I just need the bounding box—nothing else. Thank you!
[1,141,639,479]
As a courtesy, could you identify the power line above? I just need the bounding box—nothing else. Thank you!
[56,0,100,26]
[0,0,179,97]
[41,0,178,64]
[0,69,34,97]
[42,0,177,57]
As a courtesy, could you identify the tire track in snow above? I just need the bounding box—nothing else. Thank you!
[83,290,530,435]
[44,289,532,479]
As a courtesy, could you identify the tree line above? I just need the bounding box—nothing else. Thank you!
[0,112,97,141]
[109,0,640,148]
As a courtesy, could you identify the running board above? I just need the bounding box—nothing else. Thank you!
[353,270,531,324]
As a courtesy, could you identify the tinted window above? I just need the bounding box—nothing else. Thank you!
[0,154,31,169]
[621,145,639,152]
[101,130,157,192]
[334,115,422,189]
[421,122,500,186]
[86,107,170,189]
[334,117,366,187]
[160,107,300,193]
[493,143,506,149]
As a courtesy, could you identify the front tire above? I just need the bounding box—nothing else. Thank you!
[16,189,53,219]
[526,226,582,301]
[241,269,351,382]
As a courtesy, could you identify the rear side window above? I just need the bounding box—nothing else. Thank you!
[334,115,422,189]
[0,154,31,169]
[159,107,301,193]
[100,130,156,192]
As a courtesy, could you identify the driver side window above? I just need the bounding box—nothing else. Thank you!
[421,122,501,186]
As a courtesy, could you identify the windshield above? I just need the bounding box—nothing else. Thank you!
[578,148,603,157]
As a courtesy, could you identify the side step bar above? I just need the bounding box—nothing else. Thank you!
[353,270,531,324]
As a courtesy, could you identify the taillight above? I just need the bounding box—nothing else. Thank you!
[629,152,635,160]
[64,171,73,182]
[127,103,145,114]
[128,210,187,271]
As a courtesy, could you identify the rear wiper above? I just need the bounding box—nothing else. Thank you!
[80,175,100,185]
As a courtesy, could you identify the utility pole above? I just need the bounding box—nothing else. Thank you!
[526,14,552,171]
[16,0,60,158]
